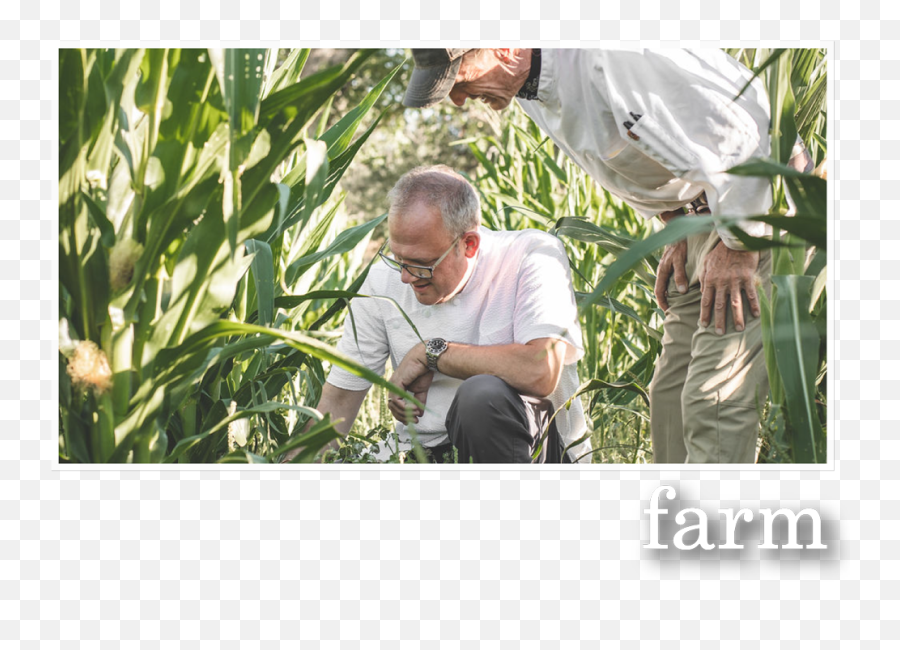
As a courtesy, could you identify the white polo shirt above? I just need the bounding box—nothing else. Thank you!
[327,226,592,463]
[517,48,773,249]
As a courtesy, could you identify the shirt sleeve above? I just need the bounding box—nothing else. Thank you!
[326,275,390,392]
[598,48,774,249]
[512,233,585,365]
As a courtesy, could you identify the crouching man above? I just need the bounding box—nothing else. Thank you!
[295,165,591,463]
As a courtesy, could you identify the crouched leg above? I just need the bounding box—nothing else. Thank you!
[445,375,546,464]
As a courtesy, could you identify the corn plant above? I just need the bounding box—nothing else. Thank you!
[59,48,419,463]
[733,48,827,463]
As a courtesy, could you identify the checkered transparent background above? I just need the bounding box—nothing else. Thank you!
[8,0,891,645]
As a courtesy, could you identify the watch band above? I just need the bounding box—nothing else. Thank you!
[425,338,448,371]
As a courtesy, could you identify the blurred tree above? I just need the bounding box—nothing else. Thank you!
[296,48,499,225]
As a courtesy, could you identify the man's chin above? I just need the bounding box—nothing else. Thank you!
[410,283,439,305]
[487,97,513,111]
[413,292,441,305]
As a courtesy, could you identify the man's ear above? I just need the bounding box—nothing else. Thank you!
[462,231,480,258]
[493,48,515,63]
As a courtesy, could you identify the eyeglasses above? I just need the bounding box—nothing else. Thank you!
[378,237,461,280]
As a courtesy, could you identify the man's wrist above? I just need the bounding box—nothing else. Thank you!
[424,338,449,371]
[715,231,747,252]
[659,210,683,224]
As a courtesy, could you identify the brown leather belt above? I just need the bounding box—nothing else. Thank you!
[656,138,814,224]
[659,192,710,223]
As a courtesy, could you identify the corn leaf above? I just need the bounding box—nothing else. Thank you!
[771,275,825,462]
[245,240,275,327]
[152,321,424,408]
[309,257,376,331]
[242,50,375,215]
[758,287,783,406]
[285,212,386,285]
[726,214,825,250]
[733,48,786,101]
[273,414,344,463]
[164,401,323,463]
[264,48,310,97]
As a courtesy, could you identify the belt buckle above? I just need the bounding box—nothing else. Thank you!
[686,193,710,216]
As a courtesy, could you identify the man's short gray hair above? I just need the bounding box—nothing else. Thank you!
[387,165,481,238]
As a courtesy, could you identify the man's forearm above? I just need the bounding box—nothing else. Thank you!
[282,383,369,461]
[422,338,567,398]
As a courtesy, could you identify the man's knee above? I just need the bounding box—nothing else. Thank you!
[680,390,760,463]
[681,389,719,462]
[453,374,516,415]
[445,375,533,463]
[448,374,522,437]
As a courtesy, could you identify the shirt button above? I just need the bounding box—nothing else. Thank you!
[627,130,640,141]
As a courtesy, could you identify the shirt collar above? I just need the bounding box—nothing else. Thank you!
[515,49,542,101]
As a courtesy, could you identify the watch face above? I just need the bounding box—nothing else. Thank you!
[427,338,447,355]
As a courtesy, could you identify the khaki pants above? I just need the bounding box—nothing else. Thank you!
[648,231,771,463]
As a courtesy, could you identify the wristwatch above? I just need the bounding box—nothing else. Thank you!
[425,338,449,371]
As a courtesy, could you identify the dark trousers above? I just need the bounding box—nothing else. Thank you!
[427,375,564,464]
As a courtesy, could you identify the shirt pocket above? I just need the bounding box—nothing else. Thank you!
[624,113,699,179]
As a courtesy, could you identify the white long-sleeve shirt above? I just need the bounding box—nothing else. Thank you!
[518,48,773,249]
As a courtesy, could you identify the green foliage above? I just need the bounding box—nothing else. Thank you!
[302,48,498,225]
[61,47,827,465]
[59,48,413,463]
[741,48,828,463]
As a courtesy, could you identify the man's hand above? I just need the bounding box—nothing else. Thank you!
[654,239,689,312]
[387,342,432,424]
[388,370,434,424]
[698,241,760,334]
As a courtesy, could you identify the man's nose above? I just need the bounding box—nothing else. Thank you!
[399,267,416,284]
[448,86,467,107]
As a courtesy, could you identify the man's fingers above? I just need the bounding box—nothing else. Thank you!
[654,271,669,312]
[714,283,728,335]
[699,241,761,335]
[699,283,713,328]
[730,280,745,332]
[672,256,689,295]
[392,398,408,421]
[388,396,415,424]
[746,279,761,319]
[655,254,672,311]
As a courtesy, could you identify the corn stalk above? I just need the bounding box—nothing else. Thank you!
[59,48,411,463]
